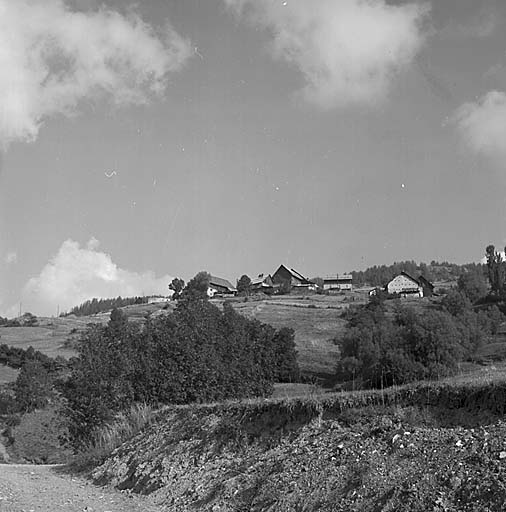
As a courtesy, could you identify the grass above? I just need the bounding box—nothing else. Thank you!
[71,403,157,470]
[230,294,353,379]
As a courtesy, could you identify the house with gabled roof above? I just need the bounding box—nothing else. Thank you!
[207,275,237,297]
[250,273,274,293]
[271,264,317,292]
[386,272,433,298]
[323,274,353,292]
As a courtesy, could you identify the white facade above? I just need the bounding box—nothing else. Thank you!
[386,274,423,297]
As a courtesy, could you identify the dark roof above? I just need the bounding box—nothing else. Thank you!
[276,265,311,284]
[251,274,273,286]
[398,271,421,285]
[418,275,434,289]
[209,276,236,292]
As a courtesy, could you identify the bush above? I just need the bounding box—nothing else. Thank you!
[336,304,481,389]
[61,293,300,448]
[15,361,53,412]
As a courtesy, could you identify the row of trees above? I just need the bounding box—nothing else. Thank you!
[60,273,299,447]
[350,260,486,288]
[62,296,148,317]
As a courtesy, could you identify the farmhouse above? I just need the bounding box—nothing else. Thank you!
[272,265,317,292]
[250,273,274,293]
[323,274,353,292]
[386,272,434,298]
[207,276,237,297]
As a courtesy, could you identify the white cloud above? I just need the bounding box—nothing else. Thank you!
[4,251,17,265]
[224,0,429,108]
[0,0,192,147]
[452,91,506,160]
[20,238,173,316]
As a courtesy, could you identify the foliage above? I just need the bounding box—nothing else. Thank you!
[0,343,64,372]
[15,361,53,412]
[60,280,300,448]
[20,312,38,326]
[62,295,148,317]
[70,403,157,470]
[336,300,487,389]
[351,260,486,287]
[441,289,472,316]
[169,277,185,300]
[180,271,211,302]
[457,268,488,303]
[485,245,505,296]
[236,274,252,295]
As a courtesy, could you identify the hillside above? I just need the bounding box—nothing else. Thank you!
[91,368,506,511]
[0,293,358,384]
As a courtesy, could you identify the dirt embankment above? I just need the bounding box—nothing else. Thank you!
[92,382,506,512]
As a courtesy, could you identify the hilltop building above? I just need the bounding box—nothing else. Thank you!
[323,274,353,292]
[207,276,237,297]
[272,265,317,292]
[250,273,274,293]
[386,272,434,298]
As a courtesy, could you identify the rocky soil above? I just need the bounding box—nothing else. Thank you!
[92,402,506,511]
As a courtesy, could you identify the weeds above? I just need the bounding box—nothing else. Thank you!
[70,403,157,471]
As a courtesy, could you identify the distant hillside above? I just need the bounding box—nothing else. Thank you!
[62,296,149,317]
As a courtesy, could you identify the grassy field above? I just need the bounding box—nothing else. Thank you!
[228,293,363,380]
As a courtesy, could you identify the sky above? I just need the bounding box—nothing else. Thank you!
[1,0,506,316]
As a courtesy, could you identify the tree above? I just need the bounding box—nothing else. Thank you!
[169,277,185,300]
[485,245,504,296]
[180,271,210,302]
[458,269,488,303]
[441,289,472,316]
[236,274,252,295]
[15,361,53,412]
[60,288,299,448]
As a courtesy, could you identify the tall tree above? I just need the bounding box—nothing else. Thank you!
[169,277,185,300]
[236,274,252,295]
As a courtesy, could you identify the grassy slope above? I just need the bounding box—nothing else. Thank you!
[0,294,353,383]
[227,293,365,379]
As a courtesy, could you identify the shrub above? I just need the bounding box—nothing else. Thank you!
[61,288,300,448]
[15,361,53,412]
[336,304,482,389]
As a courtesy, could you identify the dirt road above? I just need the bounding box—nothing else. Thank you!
[0,464,161,512]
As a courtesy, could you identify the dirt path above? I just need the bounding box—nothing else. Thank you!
[0,464,161,512]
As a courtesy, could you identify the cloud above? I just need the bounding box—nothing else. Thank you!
[4,251,17,265]
[0,0,192,147]
[452,91,506,160]
[224,0,429,108]
[20,238,173,316]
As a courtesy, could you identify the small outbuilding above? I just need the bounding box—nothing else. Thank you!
[250,273,274,293]
[323,274,353,292]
